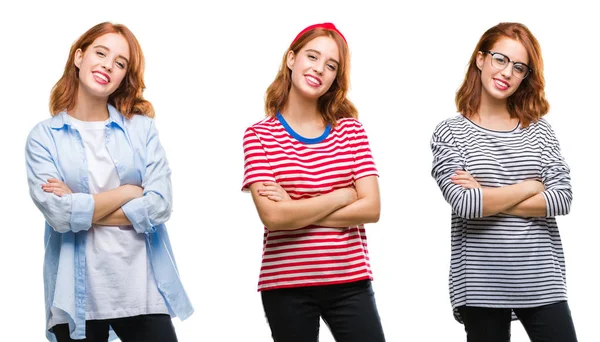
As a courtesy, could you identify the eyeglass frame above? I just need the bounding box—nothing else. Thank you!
[480,50,533,79]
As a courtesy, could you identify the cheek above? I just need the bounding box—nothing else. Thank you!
[324,72,337,88]
[113,71,128,88]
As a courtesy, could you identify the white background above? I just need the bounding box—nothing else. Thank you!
[1,1,598,341]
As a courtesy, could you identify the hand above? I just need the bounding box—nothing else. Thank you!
[41,178,72,197]
[258,182,291,202]
[450,170,481,189]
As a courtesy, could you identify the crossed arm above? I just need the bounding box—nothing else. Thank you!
[249,175,380,231]
[451,170,547,217]
[42,178,142,225]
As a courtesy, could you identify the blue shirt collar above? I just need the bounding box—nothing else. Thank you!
[49,104,125,129]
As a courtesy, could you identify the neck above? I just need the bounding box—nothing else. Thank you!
[472,90,514,126]
[69,87,110,121]
[281,87,323,125]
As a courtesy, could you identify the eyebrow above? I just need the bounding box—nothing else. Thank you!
[306,49,340,66]
[93,45,130,64]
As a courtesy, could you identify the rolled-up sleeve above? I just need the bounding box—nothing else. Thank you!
[430,122,483,219]
[122,120,172,234]
[540,125,572,217]
[25,125,94,233]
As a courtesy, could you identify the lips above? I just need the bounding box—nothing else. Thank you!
[304,74,322,87]
[92,71,111,84]
[493,78,509,90]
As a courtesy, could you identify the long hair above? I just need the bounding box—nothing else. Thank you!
[455,22,548,127]
[49,22,154,118]
[265,27,357,126]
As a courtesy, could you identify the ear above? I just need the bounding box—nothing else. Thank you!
[476,51,484,71]
[74,48,83,69]
[286,50,295,71]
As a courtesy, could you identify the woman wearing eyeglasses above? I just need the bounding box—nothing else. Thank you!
[430,22,577,341]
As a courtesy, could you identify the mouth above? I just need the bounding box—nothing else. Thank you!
[493,78,509,90]
[92,71,111,84]
[304,74,322,87]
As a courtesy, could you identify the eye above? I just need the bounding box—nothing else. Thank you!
[513,64,526,74]
[493,55,507,65]
[307,54,317,60]
[96,51,106,57]
[115,61,126,69]
[327,63,337,71]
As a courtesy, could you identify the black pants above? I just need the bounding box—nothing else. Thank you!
[261,279,386,342]
[457,301,578,342]
[51,314,178,342]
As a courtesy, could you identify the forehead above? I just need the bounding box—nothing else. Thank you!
[490,37,528,64]
[301,36,340,60]
[89,33,130,59]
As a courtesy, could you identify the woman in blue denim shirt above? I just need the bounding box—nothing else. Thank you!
[25,22,193,342]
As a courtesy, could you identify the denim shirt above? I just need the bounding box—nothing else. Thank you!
[25,105,193,341]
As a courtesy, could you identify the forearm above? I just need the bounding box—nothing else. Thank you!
[259,192,350,231]
[92,186,136,222]
[482,181,541,217]
[502,193,547,217]
[314,198,379,227]
[94,208,133,226]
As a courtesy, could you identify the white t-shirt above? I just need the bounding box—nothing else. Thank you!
[50,116,168,326]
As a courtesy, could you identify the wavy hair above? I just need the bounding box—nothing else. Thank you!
[456,22,548,127]
[265,27,356,126]
[49,22,154,118]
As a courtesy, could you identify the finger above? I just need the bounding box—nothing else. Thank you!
[47,178,62,184]
[460,184,478,189]
[53,190,64,197]
[262,181,278,186]
[452,179,473,185]
[267,195,282,202]
[456,170,474,177]
[451,175,474,182]
[259,190,280,197]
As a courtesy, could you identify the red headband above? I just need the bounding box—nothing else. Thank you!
[291,22,347,46]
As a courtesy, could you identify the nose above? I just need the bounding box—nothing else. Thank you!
[500,62,514,78]
[312,61,324,75]
[101,60,112,73]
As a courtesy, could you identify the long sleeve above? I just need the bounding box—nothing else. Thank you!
[122,120,173,234]
[25,124,94,233]
[539,122,572,217]
[430,122,483,219]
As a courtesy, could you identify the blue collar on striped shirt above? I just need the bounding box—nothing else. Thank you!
[276,111,331,144]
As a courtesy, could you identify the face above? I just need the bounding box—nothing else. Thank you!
[286,35,340,100]
[476,37,529,101]
[74,33,130,100]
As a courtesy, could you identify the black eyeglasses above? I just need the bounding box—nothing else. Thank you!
[481,51,532,79]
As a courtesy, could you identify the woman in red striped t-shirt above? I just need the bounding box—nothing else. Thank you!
[242,23,386,342]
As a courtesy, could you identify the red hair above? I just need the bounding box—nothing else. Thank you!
[455,22,549,127]
[49,22,154,118]
[264,26,357,126]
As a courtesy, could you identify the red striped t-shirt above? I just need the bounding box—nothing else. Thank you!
[242,114,379,291]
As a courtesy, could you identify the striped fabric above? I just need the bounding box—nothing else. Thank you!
[430,115,572,322]
[242,116,378,291]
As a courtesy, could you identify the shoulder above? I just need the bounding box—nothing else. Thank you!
[125,113,155,129]
[334,117,366,133]
[433,114,465,135]
[529,117,553,132]
[26,115,62,143]
[244,116,279,135]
